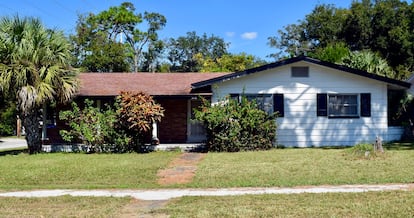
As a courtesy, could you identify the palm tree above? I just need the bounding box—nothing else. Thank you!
[340,50,396,79]
[0,16,79,154]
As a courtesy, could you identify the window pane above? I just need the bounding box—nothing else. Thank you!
[328,94,358,117]
[242,94,274,114]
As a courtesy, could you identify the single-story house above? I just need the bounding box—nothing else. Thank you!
[192,56,411,146]
[46,56,411,147]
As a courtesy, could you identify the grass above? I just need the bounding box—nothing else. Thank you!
[0,196,132,217]
[0,191,413,217]
[0,143,413,190]
[159,191,414,217]
[0,152,180,190]
[186,147,414,188]
[0,143,413,217]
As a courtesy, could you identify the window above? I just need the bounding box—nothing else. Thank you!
[230,93,284,117]
[291,66,309,77]
[328,94,358,117]
[317,93,371,118]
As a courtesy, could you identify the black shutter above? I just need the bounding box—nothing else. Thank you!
[229,94,240,102]
[317,93,328,116]
[360,93,371,117]
[273,94,284,117]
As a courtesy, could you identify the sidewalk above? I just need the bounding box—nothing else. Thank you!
[0,183,412,200]
[0,137,27,150]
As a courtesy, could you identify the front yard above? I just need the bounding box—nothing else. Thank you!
[189,147,414,188]
[0,145,413,190]
[0,144,413,217]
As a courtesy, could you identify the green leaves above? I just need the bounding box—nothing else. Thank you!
[59,100,118,152]
[71,2,166,72]
[60,93,164,153]
[167,31,229,72]
[195,96,277,152]
[269,0,414,80]
[116,91,164,134]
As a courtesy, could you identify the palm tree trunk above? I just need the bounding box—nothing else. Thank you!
[22,110,41,154]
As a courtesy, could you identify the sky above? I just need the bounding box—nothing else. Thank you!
[0,0,355,61]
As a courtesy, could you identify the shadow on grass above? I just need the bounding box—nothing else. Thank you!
[384,141,414,150]
[275,145,352,150]
[275,143,414,151]
[0,148,28,156]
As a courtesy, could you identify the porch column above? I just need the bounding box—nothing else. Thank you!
[151,122,159,145]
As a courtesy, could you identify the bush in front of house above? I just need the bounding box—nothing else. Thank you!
[59,92,164,153]
[59,99,120,152]
[195,95,277,152]
[116,91,164,152]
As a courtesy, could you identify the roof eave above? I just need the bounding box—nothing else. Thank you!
[191,56,411,89]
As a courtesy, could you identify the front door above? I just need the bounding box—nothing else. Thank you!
[187,99,207,142]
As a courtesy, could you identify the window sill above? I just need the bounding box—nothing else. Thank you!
[328,116,360,119]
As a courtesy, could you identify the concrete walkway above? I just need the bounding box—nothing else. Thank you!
[0,137,27,150]
[0,184,412,201]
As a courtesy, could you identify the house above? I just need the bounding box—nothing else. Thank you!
[45,72,228,144]
[192,56,411,147]
[46,56,410,147]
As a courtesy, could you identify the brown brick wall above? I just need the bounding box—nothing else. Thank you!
[157,98,188,143]
[48,97,190,144]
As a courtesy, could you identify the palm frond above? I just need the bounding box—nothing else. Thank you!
[0,15,79,113]
[17,85,37,113]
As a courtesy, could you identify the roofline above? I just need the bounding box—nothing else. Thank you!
[191,56,411,89]
[76,93,212,98]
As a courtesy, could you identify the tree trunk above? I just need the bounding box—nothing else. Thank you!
[133,51,139,73]
[22,109,41,154]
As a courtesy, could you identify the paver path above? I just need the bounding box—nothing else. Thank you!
[157,152,206,185]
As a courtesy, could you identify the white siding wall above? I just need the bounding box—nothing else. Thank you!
[212,61,402,147]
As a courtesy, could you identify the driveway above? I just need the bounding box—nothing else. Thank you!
[0,137,28,150]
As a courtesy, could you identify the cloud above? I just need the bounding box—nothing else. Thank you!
[241,32,258,40]
[226,32,235,37]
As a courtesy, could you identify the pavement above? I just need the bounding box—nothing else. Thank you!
[0,183,412,201]
[0,137,27,150]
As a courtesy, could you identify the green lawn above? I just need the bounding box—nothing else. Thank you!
[0,145,413,190]
[1,191,413,217]
[0,196,132,217]
[158,191,414,217]
[0,152,179,190]
[186,148,414,188]
[0,145,413,217]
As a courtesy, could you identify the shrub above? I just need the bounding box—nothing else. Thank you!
[116,91,164,151]
[59,92,164,153]
[0,100,16,136]
[195,95,277,152]
[59,99,121,152]
[348,143,385,159]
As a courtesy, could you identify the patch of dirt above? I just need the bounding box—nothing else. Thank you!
[118,198,170,218]
[157,152,206,185]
